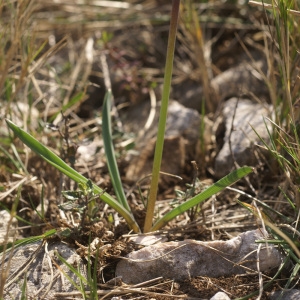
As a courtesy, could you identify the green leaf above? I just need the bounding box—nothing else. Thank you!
[151,166,253,231]
[21,271,27,300]
[144,0,180,233]
[0,229,57,253]
[102,91,130,211]
[5,119,140,233]
[55,251,84,292]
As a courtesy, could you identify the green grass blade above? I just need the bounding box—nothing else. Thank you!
[144,0,180,233]
[0,202,38,226]
[21,272,27,300]
[0,144,23,172]
[0,229,57,253]
[283,262,300,292]
[56,251,88,285]
[91,247,99,299]
[5,119,140,233]
[55,251,83,292]
[102,91,130,211]
[151,166,253,231]
[10,144,29,175]
[49,91,85,123]
[30,39,48,63]
[78,264,87,300]
[6,119,87,182]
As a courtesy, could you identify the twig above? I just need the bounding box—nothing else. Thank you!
[256,243,263,300]
[138,88,157,138]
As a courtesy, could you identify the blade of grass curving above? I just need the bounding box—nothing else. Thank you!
[54,251,84,292]
[30,40,48,63]
[250,121,288,170]
[283,262,300,294]
[151,166,253,231]
[10,144,29,175]
[0,229,57,253]
[0,202,38,226]
[239,201,300,259]
[56,251,89,285]
[0,144,23,172]
[278,186,296,211]
[5,119,140,233]
[227,186,294,223]
[49,91,85,123]
[102,90,130,211]
[278,238,300,264]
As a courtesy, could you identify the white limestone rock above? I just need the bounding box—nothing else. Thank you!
[0,210,19,245]
[215,98,272,178]
[116,229,282,284]
[270,289,300,300]
[210,292,231,300]
[1,241,86,299]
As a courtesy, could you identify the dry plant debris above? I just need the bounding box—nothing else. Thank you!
[0,0,300,299]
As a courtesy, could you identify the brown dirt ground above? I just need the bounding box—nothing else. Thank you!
[1,1,300,299]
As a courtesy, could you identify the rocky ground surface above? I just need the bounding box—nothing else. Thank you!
[1,1,299,299]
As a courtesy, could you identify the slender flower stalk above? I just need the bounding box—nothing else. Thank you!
[143,0,180,233]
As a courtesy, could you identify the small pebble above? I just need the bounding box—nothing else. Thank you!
[210,292,231,300]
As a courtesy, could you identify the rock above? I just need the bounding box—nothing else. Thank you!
[0,210,19,245]
[1,241,86,299]
[270,289,300,300]
[174,51,269,112]
[214,98,272,178]
[126,135,186,183]
[116,229,282,284]
[128,233,168,246]
[1,102,39,135]
[211,58,269,103]
[210,291,231,300]
[125,100,204,182]
[77,138,104,163]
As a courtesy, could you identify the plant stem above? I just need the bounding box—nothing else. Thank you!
[143,0,180,233]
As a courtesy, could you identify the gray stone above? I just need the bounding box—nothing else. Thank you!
[125,100,202,182]
[0,210,19,245]
[116,229,282,284]
[270,289,300,300]
[1,241,86,299]
[215,98,272,178]
[1,102,39,135]
[174,51,269,112]
[128,233,168,246]
[210,291,231,300]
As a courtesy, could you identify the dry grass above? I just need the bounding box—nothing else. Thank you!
[0,0,300,298]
